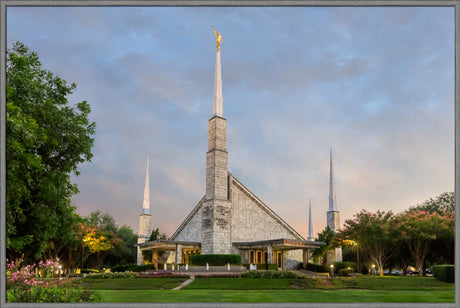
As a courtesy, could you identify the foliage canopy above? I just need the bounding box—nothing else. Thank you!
[6,42,96,263]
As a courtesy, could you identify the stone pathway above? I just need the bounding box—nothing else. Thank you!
[294,269,330,278]
[172,276,195,290]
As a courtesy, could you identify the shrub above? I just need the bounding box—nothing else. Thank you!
[6,258,93,303]
[7,286,92,303]
[139,271,189,278]
[84,272,139,279]
[240,270,297,279]
[306,263,325,272]
[433,265,455,283]
[338,268,356,277]
[334,261,356,271]
[110,264,155,272]
[110,264,133,272]
[267,264,278,271]
[191,254,241,266]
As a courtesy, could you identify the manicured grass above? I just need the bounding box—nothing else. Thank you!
[83,275,455,303]
[182,278,302,290]
[183,276,454,291]
[349,276,454,291]
[93,289,454,303]
[82,278,188,290]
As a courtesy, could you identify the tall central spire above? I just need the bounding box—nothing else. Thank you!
[329,149,337,211]
[212,26,223,117]
[202,27,231,254]
[142,156,150,214]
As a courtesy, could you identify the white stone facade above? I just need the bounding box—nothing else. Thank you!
[170,175,307,269]
[230,179,301,242]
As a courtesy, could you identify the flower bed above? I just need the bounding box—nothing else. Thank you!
[6,258,92,302]
[138,270,190,278]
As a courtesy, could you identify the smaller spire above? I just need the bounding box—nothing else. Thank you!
[308,200,314,241]
[329,149,337,211]
[142,156,150,214]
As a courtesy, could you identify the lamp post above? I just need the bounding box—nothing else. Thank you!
[372,264,375,276]
[58,265,62,280]
[330,264,334,278]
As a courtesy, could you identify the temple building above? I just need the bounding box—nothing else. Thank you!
[137,29,334,269]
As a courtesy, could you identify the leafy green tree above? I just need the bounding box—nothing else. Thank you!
[103,225,138,267]
[81,223,123,269]
[311,226,336,266]
[387,238,412,275]
[43,211,84,274]
[396,210,454,276]
[82,211,128,269]
[86,210,118,233]
[142,228,168,263]
[116,225,138,263]
[340,210,396,277]
[6,42,95,263]
[408,192,454,215]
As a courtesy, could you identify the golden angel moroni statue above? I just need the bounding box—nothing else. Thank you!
[212,25,223,51]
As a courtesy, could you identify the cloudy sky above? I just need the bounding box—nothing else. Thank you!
[6,5,454,239]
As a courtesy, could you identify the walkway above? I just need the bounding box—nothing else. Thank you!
[172,276,195,290]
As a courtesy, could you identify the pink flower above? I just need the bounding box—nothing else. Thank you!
[56,257,60,261]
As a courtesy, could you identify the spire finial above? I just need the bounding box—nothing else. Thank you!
[142,156,150,214]
[212,26,223,117]
[212,25,223,52]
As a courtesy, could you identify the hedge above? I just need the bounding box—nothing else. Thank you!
[241,270,297,279]
[433,265,455,283]
[333,261,356,271]
[111,264,156,272]
[306,263,325,272]
[191,254,241,266]
[338,268,356,277]
[85,272,139,279]
[242,263,278,270]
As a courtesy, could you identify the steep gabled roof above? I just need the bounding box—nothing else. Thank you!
[230,174,305,241]
[169,195,205,241]
[169,173,305,243]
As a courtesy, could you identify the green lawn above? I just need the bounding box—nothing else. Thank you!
[83,276,455,303]
[93,289,454,303]
[183,276,454,291]
[82,278,188,290]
